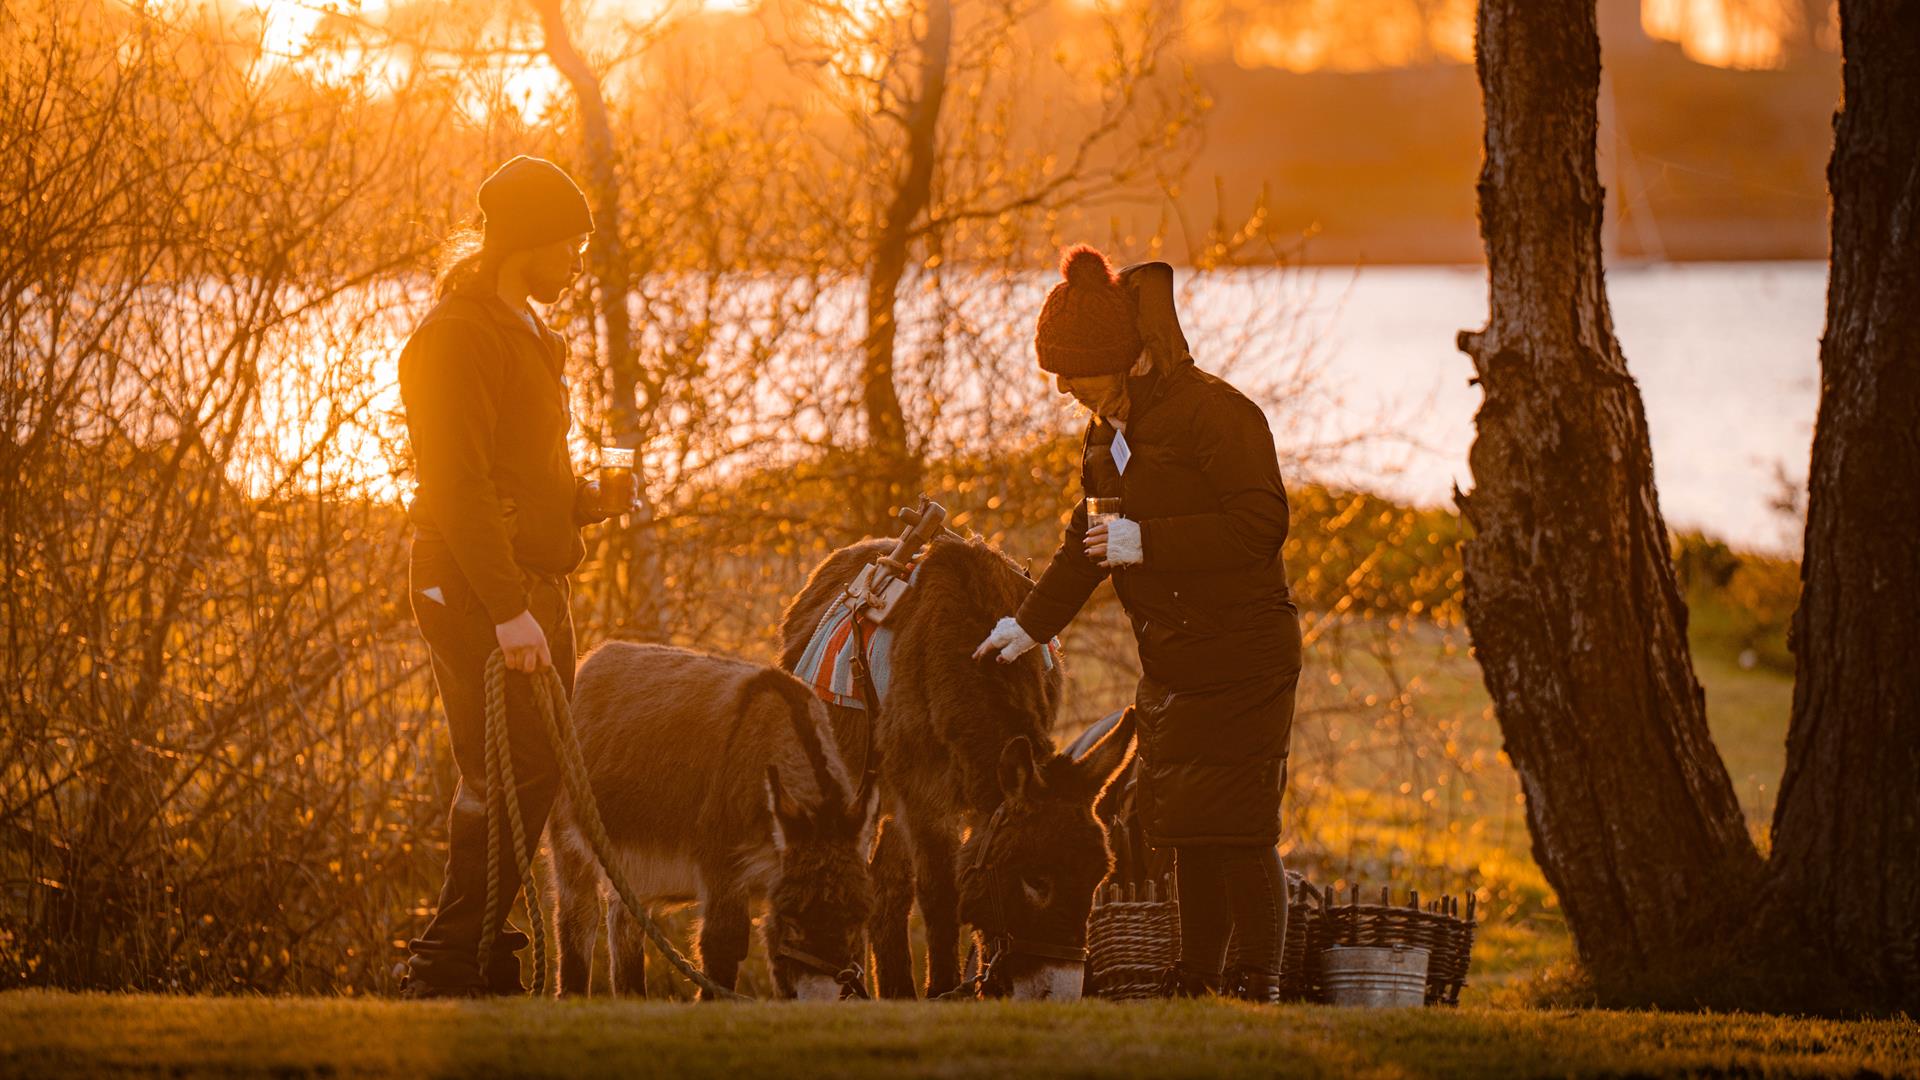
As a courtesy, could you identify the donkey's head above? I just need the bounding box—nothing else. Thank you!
[763,766,879,1000]
[955,711,1135,1000]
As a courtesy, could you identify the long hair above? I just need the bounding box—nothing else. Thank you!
[433,222,503,300]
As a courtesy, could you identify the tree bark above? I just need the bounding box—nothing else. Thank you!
[530,0,665,637]
[1766,1,1920,1015]
[1455,0,1762,1000]
[860,0,950,533]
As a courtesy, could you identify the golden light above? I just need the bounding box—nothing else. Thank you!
[246,0,324,57]
[1192,0,1477,73]
[236,0,413,91]
[1642,0,1788,69]
[227,0,763,122]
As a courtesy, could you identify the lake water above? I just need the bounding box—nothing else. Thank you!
[1291,262,1823,553]
[244,260,1824,555]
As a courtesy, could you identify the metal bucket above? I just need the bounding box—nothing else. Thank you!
[1320,944,1429,1007]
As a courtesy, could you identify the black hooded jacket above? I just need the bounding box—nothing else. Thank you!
[1014,262,1301,846]
[1014,270,1296,690]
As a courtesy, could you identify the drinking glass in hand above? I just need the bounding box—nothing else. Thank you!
[1087,496,1123,532]
[598,445,635,516]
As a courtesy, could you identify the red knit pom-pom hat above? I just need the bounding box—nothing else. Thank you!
[1034,245,1142,377]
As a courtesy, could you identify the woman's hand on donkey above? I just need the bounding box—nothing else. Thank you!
[494,610,553,673]
[1083,517,1144,568]
[973,616,1039,664]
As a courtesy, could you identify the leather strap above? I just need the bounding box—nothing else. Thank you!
[846,614,881,779]
[777,942,870,1000]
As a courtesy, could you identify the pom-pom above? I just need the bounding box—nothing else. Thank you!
[1060,245,1114,288]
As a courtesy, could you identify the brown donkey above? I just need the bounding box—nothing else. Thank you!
[546,642,877,1000]
[780,537,1135,1000]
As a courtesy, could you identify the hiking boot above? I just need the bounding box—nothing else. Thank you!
[396,932,529,998]
[1223,966,1280,1004]
[1157,964,1220,998]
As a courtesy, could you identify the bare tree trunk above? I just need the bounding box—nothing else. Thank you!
[860,0,950,533]
[1455,0,1762,1000]
[530,0,665,637]
[1766,1,1920,1015]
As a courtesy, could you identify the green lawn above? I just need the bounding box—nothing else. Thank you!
[1265,613,1796,1003]
[3,992,1914,1079]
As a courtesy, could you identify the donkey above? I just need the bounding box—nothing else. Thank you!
[779,536,1136,1000]
[546,642,878,1000]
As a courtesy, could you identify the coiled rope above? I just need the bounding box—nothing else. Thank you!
[475,649,747,1000]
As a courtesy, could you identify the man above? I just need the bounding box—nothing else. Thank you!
[973,246,1303,1001]
[395,155,623,997]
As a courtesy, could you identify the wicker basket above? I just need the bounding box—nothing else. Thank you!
[1086,872,1477,1005]
[1275,873,1324,1001]
[1085,879,1180,1000]
[1305,885,1478,1006]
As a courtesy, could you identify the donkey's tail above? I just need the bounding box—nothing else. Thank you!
[737,669,849,807]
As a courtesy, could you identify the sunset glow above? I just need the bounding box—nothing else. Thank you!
[13,0,1904,1045]
[1640,0,1828,69]
[223,0,1827,103]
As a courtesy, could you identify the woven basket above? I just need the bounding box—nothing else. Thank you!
[1085,879,1180,1001]
[1086,872,1477,1005]
[1307,885,1478,1006]
[1275,873,1324,1001]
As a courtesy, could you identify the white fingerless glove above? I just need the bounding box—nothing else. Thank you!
[1102,517,1144,567]
[973,615,1039,664]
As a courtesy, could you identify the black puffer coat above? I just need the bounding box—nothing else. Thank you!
[1016,263,1302,848]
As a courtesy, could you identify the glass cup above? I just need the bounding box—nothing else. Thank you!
[598,444,635,516]
[1086,496,1123,532]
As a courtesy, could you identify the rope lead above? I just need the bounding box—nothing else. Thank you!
[477,649,748,1000]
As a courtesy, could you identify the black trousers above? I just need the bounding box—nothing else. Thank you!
[1174,844,1286,981]
[404,540,575,993]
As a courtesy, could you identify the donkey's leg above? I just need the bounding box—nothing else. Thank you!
[868,815,918,999]
[549,836,599,996]
[604,883,649,997]
[905,806,962,998]
[694,876,752,1002]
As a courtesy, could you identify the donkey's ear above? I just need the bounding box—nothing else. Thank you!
[766,765,805,852]
[997,736,1045,803]
[1070,707,1136,794]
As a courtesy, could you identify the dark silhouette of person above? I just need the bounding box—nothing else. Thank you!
[976,246,1303,1001]
[395,156,625,997]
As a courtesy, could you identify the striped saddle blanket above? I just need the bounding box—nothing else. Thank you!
[791,562,1057,711]
[791,601,898,711]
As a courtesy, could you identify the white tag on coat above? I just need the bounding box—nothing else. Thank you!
[1111,429,1132,474]
[420,586,446,606]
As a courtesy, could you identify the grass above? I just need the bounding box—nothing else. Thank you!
[0,530,1814,1071]
[3,991,1915,1079]
[1265,596,1796,1004]
[520,588,1796,1007]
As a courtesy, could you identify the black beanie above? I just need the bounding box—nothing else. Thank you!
[477,156,594,254]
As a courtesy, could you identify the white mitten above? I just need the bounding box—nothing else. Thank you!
[1101,517,1144,568]
[972,615,1039,664]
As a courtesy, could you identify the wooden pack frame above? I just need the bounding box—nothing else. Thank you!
[840,495,961,625]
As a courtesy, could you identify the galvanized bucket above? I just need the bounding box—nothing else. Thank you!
[1321,944,1430,1007]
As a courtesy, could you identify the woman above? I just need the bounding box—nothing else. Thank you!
[394,156,624,997]
[974,247,1303,1001]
